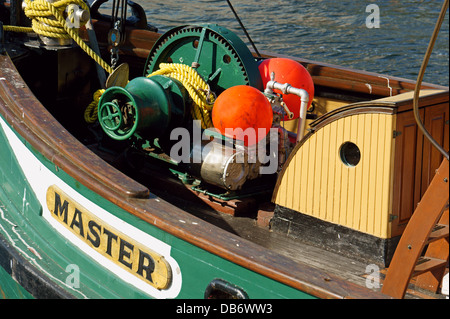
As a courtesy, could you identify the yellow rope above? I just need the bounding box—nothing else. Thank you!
[84,89,105,123]
[24,0,85,38]
[2,26,34,33]
[3,0,113,75]
[148,63,214,129]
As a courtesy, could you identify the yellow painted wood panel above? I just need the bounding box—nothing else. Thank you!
[367,114,379,236]
[274,113,395,238]
[333,119,344,224]
[325,122,337,222]
[313,129,323,217]
[319,124,330,220]
[359,114,372,234]
[347,115,358,228]
[298,138,307,211]
[306,132,316,214]
[352,114,366,231]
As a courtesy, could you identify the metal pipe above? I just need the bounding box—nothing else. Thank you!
[264,76,309,142]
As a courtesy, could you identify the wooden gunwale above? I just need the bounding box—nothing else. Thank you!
[0,51,389,298]
[257,50,448,96]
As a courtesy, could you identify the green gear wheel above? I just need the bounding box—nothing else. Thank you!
[144,24,262,95]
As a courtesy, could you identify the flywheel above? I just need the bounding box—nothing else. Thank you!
[144,24,262,95]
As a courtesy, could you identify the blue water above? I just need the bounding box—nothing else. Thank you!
[104,0,450,86]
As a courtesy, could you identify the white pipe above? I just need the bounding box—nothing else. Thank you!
[264,75,309,142]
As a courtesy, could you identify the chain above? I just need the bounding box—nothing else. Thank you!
[108,0,127,69]
[109,20,121,69]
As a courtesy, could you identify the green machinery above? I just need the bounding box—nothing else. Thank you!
[97,24,281,195]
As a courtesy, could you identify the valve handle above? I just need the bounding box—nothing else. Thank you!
[100,101,123,131]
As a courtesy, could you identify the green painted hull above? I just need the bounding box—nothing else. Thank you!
[0,263,33,299]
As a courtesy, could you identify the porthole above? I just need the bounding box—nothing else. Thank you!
[339,142,361,167]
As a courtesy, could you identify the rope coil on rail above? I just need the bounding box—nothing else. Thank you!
[24,0,82,39]
[3,0,113,74]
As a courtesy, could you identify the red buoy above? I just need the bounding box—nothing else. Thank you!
[212,85,273,146]
[258,58,314,120]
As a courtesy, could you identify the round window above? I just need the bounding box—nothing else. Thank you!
[339,142,361,167]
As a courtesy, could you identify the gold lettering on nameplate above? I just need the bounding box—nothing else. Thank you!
[46,185,172,290]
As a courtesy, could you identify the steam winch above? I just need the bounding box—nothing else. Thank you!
[97,24,314,194]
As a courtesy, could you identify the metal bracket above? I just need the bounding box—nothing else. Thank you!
[393,130,402,138]
[389,214,398,222]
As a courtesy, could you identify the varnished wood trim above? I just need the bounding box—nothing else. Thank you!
[308,103,396,131]
[258,50,448,96]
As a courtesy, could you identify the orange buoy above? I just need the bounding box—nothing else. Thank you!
[212,85,273,146]
[258,58,314,120]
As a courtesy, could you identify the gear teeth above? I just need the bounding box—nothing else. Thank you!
[210,31,248,82]
[145,25,251,87]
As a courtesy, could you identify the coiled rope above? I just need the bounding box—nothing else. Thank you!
[85,63,215,129]
[3,0,113,75]
[84,88,105,123]
[4,2,214,129]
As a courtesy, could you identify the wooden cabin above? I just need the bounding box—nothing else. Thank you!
[272,89,449,266]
